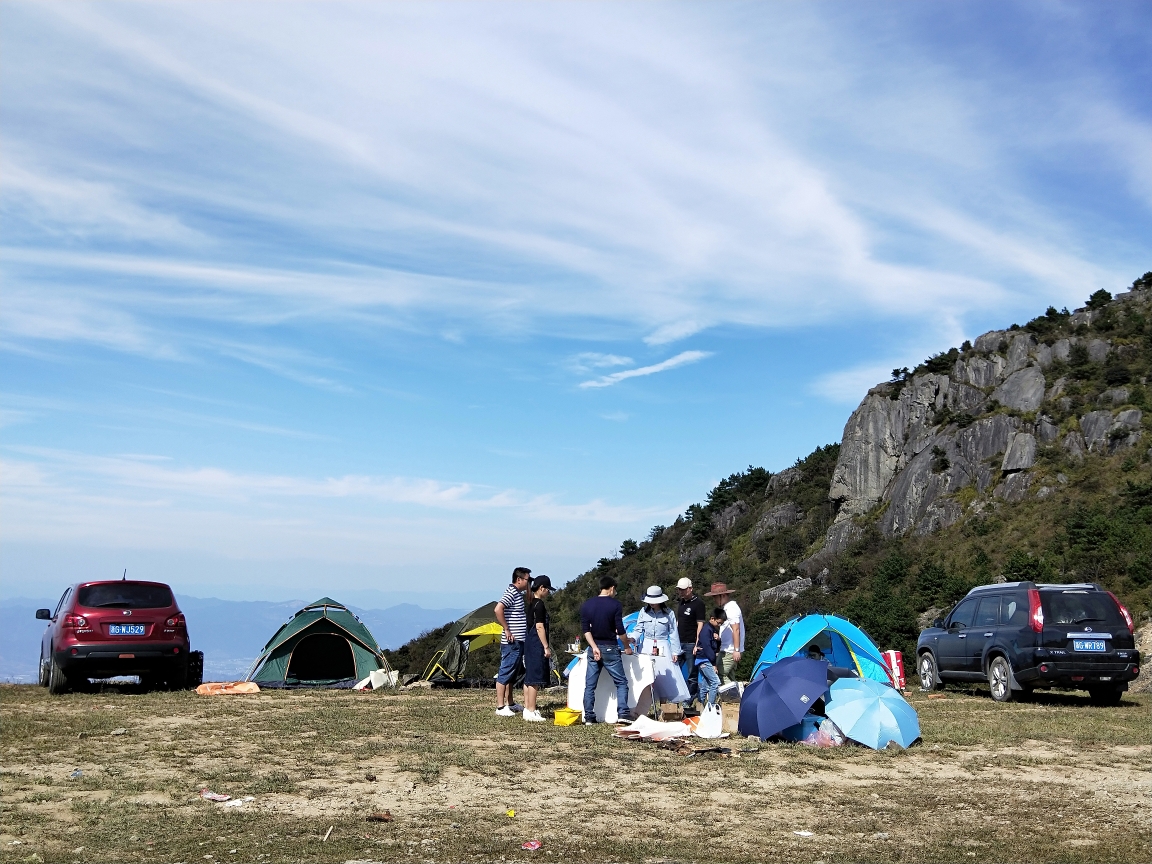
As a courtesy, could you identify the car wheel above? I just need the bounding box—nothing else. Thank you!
[140,673,163,693]
[988,655,1013,702]
[47,655,70,696]
[39,650,50,687]
[1088,686,1123,707]
[918,651,942,691]
[166,663,188,691]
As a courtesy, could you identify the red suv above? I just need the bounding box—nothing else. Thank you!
[37,580,198,694]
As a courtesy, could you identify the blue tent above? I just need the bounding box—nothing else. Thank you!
[564,610,640,678]
[751,613,893,686]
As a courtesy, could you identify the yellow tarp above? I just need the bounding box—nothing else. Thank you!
[459,622,504,651]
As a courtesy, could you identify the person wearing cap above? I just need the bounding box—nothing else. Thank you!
[704,582,744,684]
[675,577,706,700]
[579,575,634,723]
[521,575,554,723]
[632,585,689,704]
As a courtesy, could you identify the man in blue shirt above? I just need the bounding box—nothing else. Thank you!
[579,575,634,723]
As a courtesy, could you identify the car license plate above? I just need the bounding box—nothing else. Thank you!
[109,624,146,636]
[1073,639,1106,652]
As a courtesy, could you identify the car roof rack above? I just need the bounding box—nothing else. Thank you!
[1036,582,1099,590]
[967,581,1035,593]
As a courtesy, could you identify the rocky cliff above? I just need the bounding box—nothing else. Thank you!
[822,283,1150,558]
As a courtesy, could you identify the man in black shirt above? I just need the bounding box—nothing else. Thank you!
[676,577,706,701]
[579,575,633,723]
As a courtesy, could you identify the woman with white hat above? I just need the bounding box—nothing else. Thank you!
[632,585,690,704]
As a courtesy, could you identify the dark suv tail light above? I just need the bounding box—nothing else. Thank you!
[1028,589,1044,633]
[1106,591,1134,633]
[62,613,88,629]
[165,613,186,628]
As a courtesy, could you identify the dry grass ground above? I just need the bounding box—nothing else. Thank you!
[1,683,1149,864]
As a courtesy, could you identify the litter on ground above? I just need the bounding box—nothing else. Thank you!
[521,840,543,851]
[366,811,393,823]
[222,796,254,808]
[199,789,231,802]
[195,682,260,696]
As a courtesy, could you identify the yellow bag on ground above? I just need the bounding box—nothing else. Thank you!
[553,707,581,726]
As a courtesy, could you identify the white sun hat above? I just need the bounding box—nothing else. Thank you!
[643,585,670,605]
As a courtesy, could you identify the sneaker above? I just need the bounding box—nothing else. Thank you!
[495,706,516,717]
[523,710,546,723]
[508,703,524,713]
[615,713,634,723]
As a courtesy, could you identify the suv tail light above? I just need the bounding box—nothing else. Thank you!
[165,613,186,628]
[62,613,88,629]
[1028,589,1044,633]
[1106,591,1134,633]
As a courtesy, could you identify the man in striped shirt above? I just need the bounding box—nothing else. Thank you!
[495,567,531,716]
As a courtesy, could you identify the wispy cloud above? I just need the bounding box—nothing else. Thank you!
[3,449,674,524]
[579,350,712,389]
[567,352,633,374]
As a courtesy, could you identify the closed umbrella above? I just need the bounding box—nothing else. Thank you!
[738,656,829,740]
[824,677,920,750]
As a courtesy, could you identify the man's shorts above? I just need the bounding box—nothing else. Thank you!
[496,641,525,685]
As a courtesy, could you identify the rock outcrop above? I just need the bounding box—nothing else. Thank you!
[752,502,802,539]
[819,285,1149,552]
[759,577,812,604]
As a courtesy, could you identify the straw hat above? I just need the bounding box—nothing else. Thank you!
[704,581,733,598]
[642,585,669,605]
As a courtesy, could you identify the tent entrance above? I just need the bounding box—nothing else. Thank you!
[287,633,356,682]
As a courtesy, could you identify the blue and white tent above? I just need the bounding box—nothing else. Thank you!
[751,612,894,686]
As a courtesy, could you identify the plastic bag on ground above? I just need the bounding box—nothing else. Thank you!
[694,703,725,739]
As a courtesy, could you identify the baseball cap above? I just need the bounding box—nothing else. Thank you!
[676,577,692,590]
[531,575,553,592]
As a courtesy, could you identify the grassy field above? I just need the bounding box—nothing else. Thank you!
[1,683,1149,864]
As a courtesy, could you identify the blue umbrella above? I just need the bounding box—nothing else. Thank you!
[738,656,829,740]
[824,677,920,749]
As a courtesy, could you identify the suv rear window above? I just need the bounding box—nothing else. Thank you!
[76,583,174,609]
[1040,590,1125,628]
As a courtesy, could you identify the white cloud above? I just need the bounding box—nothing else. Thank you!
[579,350,712,389]
[810,363,899,405]
[3,449,673,524]
[3,2,1140,363]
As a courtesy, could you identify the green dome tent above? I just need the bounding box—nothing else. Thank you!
[421,602,502,682]
[247,597,392,688]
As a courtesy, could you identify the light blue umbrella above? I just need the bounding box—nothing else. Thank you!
[824,677,920,749]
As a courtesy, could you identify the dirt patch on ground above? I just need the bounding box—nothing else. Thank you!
[0,685,1148,863]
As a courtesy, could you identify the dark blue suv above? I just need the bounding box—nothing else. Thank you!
[916,582,1140,705]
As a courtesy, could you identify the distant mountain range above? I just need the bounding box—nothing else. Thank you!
[0,595,463,683]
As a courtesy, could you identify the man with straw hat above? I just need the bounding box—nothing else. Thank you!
[704,582,743,684]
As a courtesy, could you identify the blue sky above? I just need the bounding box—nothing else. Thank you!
[2,2,1149,607]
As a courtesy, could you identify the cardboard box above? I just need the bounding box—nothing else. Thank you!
[721,704,741,735]
[658,702,684,721]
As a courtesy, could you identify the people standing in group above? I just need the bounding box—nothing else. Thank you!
[494,567,531,717]
[675,577,706,701]
[693,607,725,706]
[522,575,554,723]
[579,575,633,724]
[704,582,744,685]
[632,585,689,704]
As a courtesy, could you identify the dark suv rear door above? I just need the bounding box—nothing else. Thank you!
[966,595,1002,673]
[939,597,978,675]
